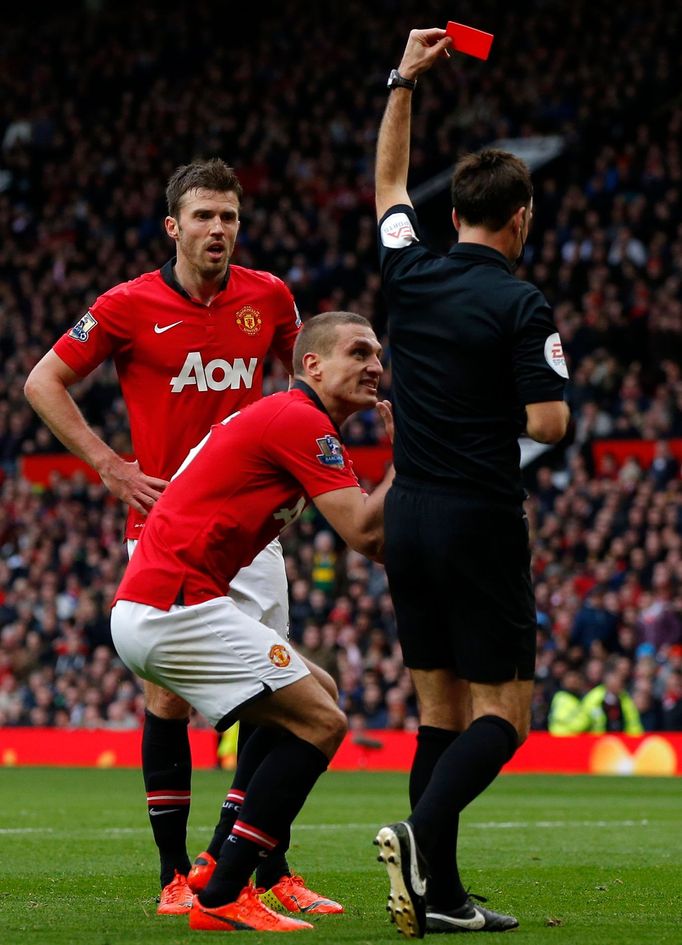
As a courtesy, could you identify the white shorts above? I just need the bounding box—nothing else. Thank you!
[111,596,309,730]
[127,537,289,639]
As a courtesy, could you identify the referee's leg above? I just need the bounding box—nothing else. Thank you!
[407,669,470,910]
[407,675,530,913]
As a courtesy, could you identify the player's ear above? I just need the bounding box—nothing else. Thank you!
[302,351,322,380]
[164,215,179,240]
[452,208,461,232]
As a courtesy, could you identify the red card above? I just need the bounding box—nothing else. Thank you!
[446,21,494,60]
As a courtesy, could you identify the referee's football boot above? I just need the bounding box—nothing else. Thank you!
[374,821,428,938]
[426,893,519,933]
[156,870,194,915]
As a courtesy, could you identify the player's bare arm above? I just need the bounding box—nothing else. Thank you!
[375,28,451,220]
[525,400,570,444]
[313,463,395,563]
[24,350,168,514]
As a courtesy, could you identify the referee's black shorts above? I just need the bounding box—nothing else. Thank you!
[384,477,536,683]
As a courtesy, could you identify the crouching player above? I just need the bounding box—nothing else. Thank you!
[111,312,393,932]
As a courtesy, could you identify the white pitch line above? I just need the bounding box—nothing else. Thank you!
[292,819,650,831]
[0,827,54,834]
[467,818,649,829]
[0,819,649,838]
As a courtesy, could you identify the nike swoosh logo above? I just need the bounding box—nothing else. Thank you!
[428,908,486,930]
[403,822,427,897]
[149,808,179,816]
[154,320,183,334]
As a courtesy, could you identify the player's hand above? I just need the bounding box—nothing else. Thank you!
[98,456,169,514]
[376,399,394,444]
[398,28,452,81]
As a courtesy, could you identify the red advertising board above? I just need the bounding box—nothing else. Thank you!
[592,438,682,476]
[2,729,681,776]
[20,446,393,489]
[20,441,681,490]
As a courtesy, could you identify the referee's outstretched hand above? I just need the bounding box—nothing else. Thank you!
[376,399,394,445]
[397,28,452,81]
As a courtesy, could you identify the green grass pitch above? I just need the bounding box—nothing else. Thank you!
[0,768,679,944]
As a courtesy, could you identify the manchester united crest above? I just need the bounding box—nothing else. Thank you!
[268,644,291,668]
[235,306,262,335]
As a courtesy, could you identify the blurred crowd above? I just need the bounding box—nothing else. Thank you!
[1,0,681,734]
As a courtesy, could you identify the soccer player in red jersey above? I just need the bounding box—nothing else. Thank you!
[111,311,394,932]
[24,160,340,915]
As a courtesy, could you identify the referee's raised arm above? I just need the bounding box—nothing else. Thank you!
[375,28,451,220]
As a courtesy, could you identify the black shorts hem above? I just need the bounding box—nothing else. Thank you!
[403,659,535,683]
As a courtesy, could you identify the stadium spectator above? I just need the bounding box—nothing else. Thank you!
[631,677,664,732]
[570,586,620,655]
[547,669,589,735]
[582,662,643,734]
[295,621,340,686]
[661,670,682,730]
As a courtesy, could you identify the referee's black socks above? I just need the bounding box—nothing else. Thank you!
[409,725,460,807]
[409,715,518,890]
[142,710,192,888]
[410,725,467,909]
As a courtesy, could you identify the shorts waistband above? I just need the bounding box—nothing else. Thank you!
[392,474,522,508]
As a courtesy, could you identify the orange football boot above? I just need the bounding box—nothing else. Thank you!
[157,870,193,915]
[188,851,217,893]
[189,886,314,932]
[259,874,344,915]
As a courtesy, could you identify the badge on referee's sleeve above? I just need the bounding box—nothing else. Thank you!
[380,212,419,248]
[544,332,569,378]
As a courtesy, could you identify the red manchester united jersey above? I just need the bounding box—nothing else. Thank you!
[53,260,300,539]
[113,386,359,610]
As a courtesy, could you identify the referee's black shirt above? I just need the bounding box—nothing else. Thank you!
[378,204,568,506]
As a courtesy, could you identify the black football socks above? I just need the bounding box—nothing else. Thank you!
[410,725,467,909]
[207,725,293,888]
[408,714,518,900]
[199,734,328,908]
[142,710,192,888]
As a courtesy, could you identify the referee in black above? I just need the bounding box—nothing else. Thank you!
[373,28,569,938]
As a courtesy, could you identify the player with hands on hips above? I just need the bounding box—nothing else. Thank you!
[24,159,341,917]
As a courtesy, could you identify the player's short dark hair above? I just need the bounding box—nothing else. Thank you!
[451,148,533,231]
[293,311,372,375]
[166,159,243,218]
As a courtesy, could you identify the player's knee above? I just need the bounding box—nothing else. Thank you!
[311,701,347,757]
[144,682,190,720]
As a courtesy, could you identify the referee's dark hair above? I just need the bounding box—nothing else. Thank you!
[451,148,533,232]
[166,158,243,218]
[292,311,372,375]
